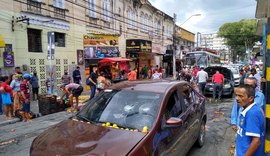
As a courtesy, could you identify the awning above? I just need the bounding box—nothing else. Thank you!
[99,57,131,64]
[0,34,6,48]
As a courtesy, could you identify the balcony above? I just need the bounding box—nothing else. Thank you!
[54,7,65,19]
[27,0,42,14]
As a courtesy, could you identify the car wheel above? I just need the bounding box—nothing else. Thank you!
[196,121,205,148]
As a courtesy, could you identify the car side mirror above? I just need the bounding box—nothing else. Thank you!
[165,117,183,128]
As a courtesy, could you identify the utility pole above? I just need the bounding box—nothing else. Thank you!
[172,13,177,79]
[265,17,270,155]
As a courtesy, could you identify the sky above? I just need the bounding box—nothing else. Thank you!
[148,0,257,34]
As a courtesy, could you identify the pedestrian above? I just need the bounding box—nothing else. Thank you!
[234,84,265,156]
[96,71,106,93]
[239,69,246,85]
[192,65,199,81]
[152,70,161,80]
[128,68,137,81]
[231,77,266,131]
[20,74,32,122]
[212,70,224,101]
[148,67,152,79]
[196,67,208,94]
[61,70,71,86]
[72,66,81,84]
[1,76,13,119]
[250,68,261,91]
[87,67,98,99]
[14,66,23,81]
[30,71,39,101]
[142,65,148,79]
[10,74,22,114]
[0,77,2,115]
[60,83,83,112]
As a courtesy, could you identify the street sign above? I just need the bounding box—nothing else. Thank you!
[47,32,55,60]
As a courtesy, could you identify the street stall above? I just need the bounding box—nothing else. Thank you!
[98,57,131,82]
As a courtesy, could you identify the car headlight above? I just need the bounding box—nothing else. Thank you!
[224,84,231,88]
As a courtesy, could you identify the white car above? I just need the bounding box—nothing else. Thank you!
[228,67,240,86]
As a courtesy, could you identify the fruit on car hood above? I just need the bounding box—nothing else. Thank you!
[30,120,146,156]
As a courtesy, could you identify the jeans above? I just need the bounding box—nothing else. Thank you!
[90,85,96,100]
[199,82,206,94]
[213,83,223,100]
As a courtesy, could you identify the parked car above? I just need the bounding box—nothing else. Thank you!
[204,66,234,97]
[227,67,240,86]
[30,80,206,156]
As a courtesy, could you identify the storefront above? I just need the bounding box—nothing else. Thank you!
[126,39,153,78]
[83,33,120,78]
[152,43,166,68]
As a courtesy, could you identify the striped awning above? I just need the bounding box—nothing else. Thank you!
[0,34,5,48]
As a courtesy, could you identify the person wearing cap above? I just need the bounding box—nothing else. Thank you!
[72,66,81,84]
[20,73,31,122]
[60,83,83,111]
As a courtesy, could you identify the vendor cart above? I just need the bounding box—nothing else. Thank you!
[98,58,131,82]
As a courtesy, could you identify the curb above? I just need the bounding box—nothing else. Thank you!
[0,113,42,127]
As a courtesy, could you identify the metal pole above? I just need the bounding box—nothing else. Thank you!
[49,35,52,94]
[173,13,177,80]
[265,17,270,155]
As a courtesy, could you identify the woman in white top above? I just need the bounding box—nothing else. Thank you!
[152,70,161,80]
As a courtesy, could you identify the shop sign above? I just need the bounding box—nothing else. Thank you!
[126,39,152,53]
[83,34,119,46]
[3,44,14,67]
[84,34,119,58]
[84,47,119,59]
[152,43,166,55]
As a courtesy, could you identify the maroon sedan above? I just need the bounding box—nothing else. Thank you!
[30,80,206,156]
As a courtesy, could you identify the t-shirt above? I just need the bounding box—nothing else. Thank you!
[10,79,21,92]
[66,83,80,91]
[212,73,224,84]
[197,70,208,83]
[89,72,98,86]
[20,80,30,100]
[62,74,71,85]
[31,75,39,88]
[128,71,137,81]
[152,73,161,79]
[1,82,13,97]
[236,104,265,156]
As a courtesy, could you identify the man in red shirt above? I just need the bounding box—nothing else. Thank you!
[20,73,31,122]
[212,70,224,101]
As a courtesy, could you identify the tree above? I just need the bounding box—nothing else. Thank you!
[218,19,260,62]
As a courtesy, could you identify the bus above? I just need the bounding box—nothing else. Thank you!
[185,51,220,68]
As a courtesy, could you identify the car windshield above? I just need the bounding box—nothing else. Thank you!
[76,89,163,131]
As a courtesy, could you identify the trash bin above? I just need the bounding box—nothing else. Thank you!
[38,94,59,115]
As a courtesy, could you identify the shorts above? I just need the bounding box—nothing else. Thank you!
[22,102,30,112]
[72,86,83,97]
[32,88,39,94]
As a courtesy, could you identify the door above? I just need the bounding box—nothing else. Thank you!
[156,89,189,156]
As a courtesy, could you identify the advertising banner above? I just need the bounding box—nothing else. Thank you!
[126,39,152,53]
[77,49,84,65]
[3,44,14,67]
[83,34,119,58]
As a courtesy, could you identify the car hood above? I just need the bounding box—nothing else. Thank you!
[205,66,232,80]
[30,120,146,156]
[233,74,240,79]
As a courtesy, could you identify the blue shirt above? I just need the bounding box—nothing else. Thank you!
[230,91,265,126]
[236,103,265,156]
[10,79,21,92]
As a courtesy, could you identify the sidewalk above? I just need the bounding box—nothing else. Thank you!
[0,100,40,127]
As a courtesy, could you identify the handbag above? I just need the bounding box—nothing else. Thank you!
[2,93,12,105]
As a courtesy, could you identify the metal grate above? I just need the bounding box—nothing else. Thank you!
[41,87,46,94]
[40,73,46,80]
[64,66,68,71]
[30,59,36,65]
[56,59,61,65]
[40,66,45,72]
[64,59,68,64]
[56,66,61,72]
[30,66,37,73]
[39,59,45,65]
[56,79,62,85]
[40,80,46,87]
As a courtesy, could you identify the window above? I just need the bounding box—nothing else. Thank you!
[103,0,110,21]
[144,14,148,31]
[53,0,64,9]
[133,11,137,28]
[27,28,42,52]
[148,15,153,30]
[140,12,144,30]
[27,0,41,14]
[127,9,132,28]
[165,90,182,119]
[88,0,96,18]
[55,32,65,47]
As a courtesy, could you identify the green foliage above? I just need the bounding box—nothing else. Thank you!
[217,19,260,62]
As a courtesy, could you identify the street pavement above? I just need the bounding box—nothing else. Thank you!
[0,96,236,156]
